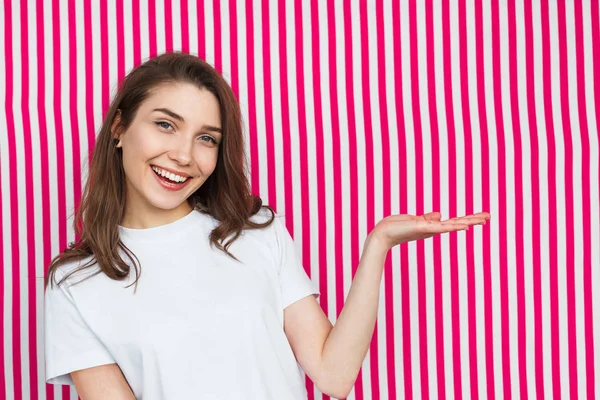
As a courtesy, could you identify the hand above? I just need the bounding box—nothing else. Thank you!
[368,211,491,252]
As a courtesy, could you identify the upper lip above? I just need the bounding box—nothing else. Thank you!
[151,165,192,178]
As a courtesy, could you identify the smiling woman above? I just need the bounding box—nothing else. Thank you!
[42,52,322,399]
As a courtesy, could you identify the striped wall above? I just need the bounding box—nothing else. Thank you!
[1,0,599,399]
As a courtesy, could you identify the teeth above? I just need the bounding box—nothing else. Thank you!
[152,166,188,183]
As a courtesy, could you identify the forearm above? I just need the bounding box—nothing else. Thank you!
[319,234,389,396]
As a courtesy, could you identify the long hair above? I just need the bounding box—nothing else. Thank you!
[45,51,275,292]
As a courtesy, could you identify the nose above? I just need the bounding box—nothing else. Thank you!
[168,137,193,166]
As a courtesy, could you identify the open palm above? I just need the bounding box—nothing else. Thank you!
[370,211,491,252]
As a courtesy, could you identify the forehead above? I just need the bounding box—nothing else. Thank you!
[141,83,221,127]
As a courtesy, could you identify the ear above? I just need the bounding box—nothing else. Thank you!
[111,110,123,147]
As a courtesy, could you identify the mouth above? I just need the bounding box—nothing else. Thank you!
[150,165,193,191]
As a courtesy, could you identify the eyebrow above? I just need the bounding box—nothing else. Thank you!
[152,107,223,134]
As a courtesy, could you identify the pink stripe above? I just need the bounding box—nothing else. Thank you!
[38,1,54,398]
[441,1,463,397]
[593,0,600,214]
[342,0,365,397]
[180,0,189,52]
[424,0,446,398]
[408,1,431,398]
[308,4,333,400]
[291,2,317,398]
[375,0,398,397]
[390,1,412,398]
[100,0,110,115]
[457,0,480,397]
[227,0,238,99]
[473,0,496,397]
[212,0,221,74]
[180,3,190,65]
[132,0,141,66]
[164,0,173,52]
[148,0,157,57]
[276,0,296,245]
[556,2,580,398]
[3,1,23,398]
[506,1,529,398]
[244,0,259,195]
[357,2,380,399]
[490,0,513,397]
[540,1,562,397]
[523,1,545,398]
[573,2,596,398]
[18,0,40,398]
[196,0,205,60]
[261,1,278,210]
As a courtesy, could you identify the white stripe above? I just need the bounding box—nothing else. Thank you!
[137,0,150,59]
[564,1,587,398]
[381,0,405,397]
[220,0,232,87]
[514,0,537,398]
[187,0,199,57]
[122,0,134,73]
[204,0,215,66]
[171,0,182,51]
[349,0,372,396]
[581,0,600,393]
[547,2,571,398]
[154,0,166,55]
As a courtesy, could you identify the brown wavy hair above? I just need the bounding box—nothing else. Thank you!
[45,51,275,292]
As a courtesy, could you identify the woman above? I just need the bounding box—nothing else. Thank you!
[44,51,490,399]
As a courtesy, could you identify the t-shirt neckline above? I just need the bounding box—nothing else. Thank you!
[118,209,199,243]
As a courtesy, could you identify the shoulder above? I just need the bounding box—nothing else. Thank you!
[48,254,99,289]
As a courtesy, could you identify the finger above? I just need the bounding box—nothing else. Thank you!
[441,216,487,225]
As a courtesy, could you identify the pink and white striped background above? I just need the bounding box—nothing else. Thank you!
[1,0,599,399]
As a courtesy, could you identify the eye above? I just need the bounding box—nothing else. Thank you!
[155,121,174,130]
[199,135,218,145]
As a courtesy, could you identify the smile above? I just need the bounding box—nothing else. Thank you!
[151,165,192,191]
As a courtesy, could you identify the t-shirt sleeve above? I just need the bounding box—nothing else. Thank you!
[44,268,116,385]
[272,215,320,309]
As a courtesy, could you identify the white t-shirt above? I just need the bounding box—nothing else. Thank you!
[44,209,320,399]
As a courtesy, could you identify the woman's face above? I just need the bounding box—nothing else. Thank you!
[113,82,222,225]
